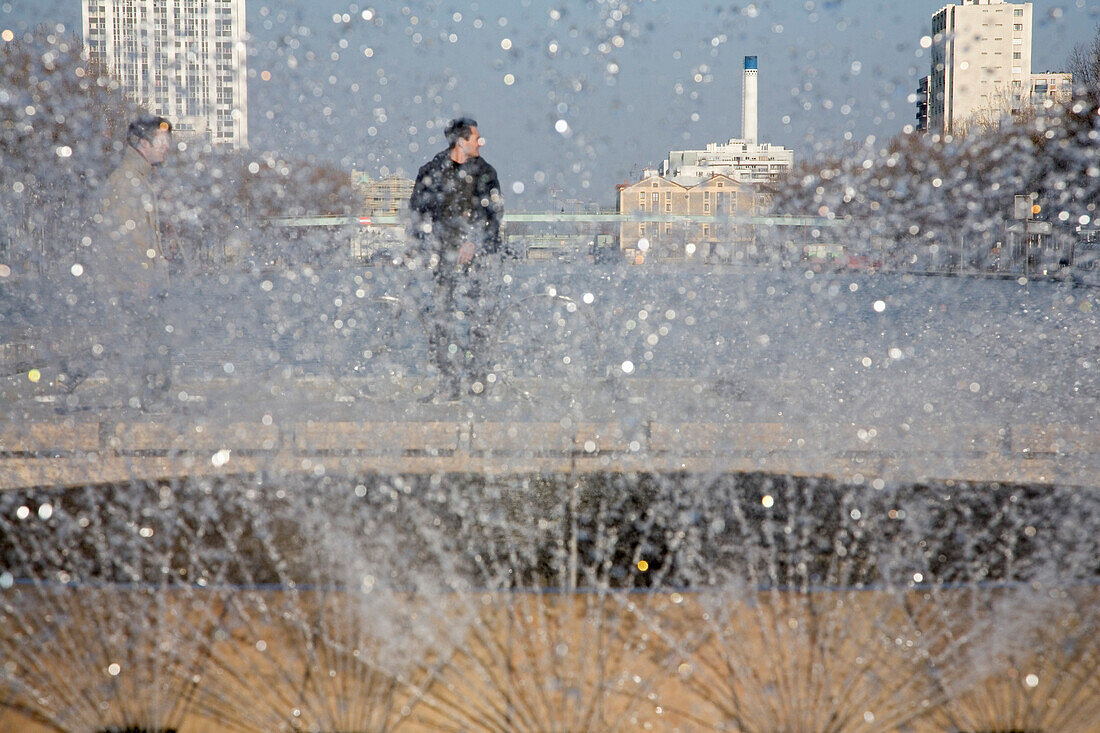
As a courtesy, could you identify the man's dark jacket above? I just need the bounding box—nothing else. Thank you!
[408,149,504,267]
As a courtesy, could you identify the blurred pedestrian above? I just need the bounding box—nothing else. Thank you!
[409,116,505,400]
[94,113,175,411]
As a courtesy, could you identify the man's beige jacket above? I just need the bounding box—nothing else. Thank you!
[95,146,170,296]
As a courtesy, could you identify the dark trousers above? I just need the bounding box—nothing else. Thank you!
[427,261,499,389]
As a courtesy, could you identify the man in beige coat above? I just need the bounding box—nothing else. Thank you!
[98,114,173,296]
[94,114,174,410]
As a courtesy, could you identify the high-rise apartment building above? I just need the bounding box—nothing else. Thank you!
[921,0,1071,136]
[929,0,1032,136]
[82,0,248,148]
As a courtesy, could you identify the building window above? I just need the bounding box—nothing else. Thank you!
[652,192,659,203]
[665,202,671,212]
[1013,23,1022,31]
[1013,52,1021,59]
[1013,8,1023,15]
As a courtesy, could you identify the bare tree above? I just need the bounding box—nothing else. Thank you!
[953,86,1036,139]
[0,27,137,273]
[1067,24,1100,102]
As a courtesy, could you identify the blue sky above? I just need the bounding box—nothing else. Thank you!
[3,0,1098,206]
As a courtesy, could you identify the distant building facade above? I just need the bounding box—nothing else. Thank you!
[922,0,1071,136]
[661,139,794,186]
[352,171,415,215]
[617,171,759,262]
[349,171,414,262]
[1028,72,1073,108]
[82,0,248,148]
[915,75,932,132]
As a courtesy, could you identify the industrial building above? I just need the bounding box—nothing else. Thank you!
[617,56,782,261]
[659,57,793,186]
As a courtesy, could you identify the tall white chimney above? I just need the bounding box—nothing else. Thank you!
[742,55,758,145]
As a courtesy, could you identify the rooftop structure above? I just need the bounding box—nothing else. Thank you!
[659,56,793,186]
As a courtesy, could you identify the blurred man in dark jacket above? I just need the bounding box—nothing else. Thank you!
[409,117,505,401]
